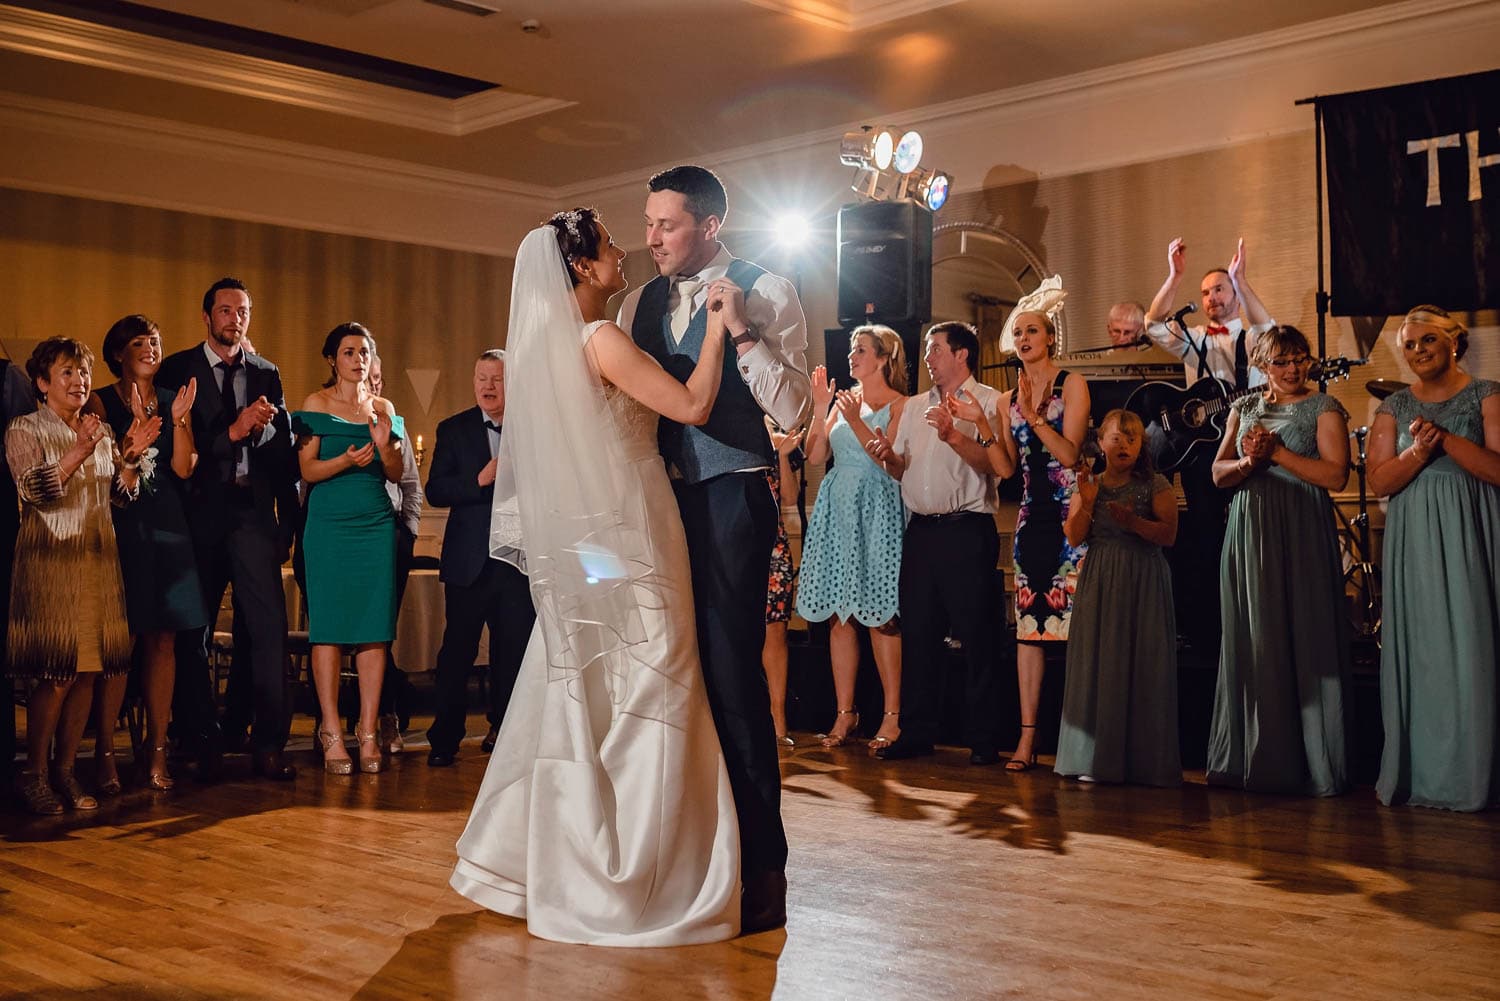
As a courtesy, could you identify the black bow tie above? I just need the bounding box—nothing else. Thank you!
[484,420,501,433]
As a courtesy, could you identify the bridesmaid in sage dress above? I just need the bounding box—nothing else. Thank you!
[1367,305,1500,812]
[293,322,406,775]
[1055,409,1180,786]
[1206,325,1351,797]
[97,314,207,792]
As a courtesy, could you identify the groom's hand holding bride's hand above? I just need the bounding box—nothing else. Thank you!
[477,456,497,488]
[704,277,749,343]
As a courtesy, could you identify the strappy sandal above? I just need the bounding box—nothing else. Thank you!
[318,729,353,775]
[50,769,100,811]
[818,709,860,749]
[17,772,63,815]
[1006,723,1038,772]
[95,748,123,797]
[356,729,384,774]
[142,744,174,791]
[867,711,901,752]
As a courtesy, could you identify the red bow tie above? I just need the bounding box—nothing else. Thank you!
[1205,324,1231,336]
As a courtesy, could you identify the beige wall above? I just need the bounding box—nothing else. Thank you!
[0,187,515,446]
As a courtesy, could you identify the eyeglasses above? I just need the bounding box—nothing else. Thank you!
[1267,355,1310,369]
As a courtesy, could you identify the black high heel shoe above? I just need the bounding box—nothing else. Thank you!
[1005,723,1038,772]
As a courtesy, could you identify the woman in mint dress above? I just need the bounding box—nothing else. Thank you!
[1055,409,1180,786]
[1367,305,1500,812]
[795,325,908,750]
[293,322,406,775]
[1206,325,1351,797]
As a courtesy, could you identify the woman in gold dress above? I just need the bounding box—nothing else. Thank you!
[6,337,157,814]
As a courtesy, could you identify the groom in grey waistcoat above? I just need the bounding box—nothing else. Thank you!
[618,165,811,933]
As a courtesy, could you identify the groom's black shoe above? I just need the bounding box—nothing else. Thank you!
[969,746,1001,766]
[741,869,787,934]
[427,750,456,768]
[874,737,934,761]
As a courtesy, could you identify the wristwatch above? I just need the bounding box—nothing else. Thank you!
[730,323,758,347]
[976,433,996,448]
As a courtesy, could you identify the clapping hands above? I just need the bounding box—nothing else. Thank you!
[811,365,836,413]
[1408,417,1445,460]
[944,388,984,425]
[833,388,864,425]
[369,408,393,449]
[1240,423,1279,467]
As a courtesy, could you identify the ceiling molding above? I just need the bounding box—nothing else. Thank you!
[738,0,965,31]
[567,0,1498,203]
[1,0,1493,256]
[0,4,574,135]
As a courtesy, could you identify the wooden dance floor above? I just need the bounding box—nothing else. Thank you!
[2,720,1497,1001]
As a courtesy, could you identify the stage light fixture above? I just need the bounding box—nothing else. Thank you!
[891,130,923,174]
[914,169,951,211]
[839,125,950,213]
[839,127,898,170]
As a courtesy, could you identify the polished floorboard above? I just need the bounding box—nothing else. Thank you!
[1,716,1497,1001]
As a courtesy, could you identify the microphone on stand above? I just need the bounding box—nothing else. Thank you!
[1170,303,1198,326]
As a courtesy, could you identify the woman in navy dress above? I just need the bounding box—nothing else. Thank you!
[95,315,207,792]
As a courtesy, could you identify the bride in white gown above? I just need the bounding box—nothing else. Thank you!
[450,210,741,946]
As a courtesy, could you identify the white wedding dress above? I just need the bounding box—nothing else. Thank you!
[450,319,741,947]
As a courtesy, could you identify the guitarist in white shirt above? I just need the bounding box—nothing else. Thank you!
[1142,237,1275,661]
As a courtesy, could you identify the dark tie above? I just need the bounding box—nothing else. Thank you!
[484,420,501,433]
[218,356,244,476]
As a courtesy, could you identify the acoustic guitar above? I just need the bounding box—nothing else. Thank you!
[1125,358,1355,472]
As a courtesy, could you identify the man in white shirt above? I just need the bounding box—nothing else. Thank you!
[867,321,1004,765]
[1144,237,1274,387]
[618,164,811,934]
[1143,237,1276,658]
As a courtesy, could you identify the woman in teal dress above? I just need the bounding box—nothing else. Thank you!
[1367,305,1500,812]
[1206,324,1351,796]
[293,322,405,775]
[1055,409,1180,786]
[96,314,208,792]
[795,325,908,750]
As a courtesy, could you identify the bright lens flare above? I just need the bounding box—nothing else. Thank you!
[775,214,812,248]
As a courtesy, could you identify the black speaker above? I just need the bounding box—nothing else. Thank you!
[837,201,933,325]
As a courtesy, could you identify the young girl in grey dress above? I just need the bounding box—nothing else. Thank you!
[1206,325,1352,797]
[1055,409,1181,786]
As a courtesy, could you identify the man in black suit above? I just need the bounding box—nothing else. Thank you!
[158,276,298,781]
[0,357,35,784]
[424,349,535,767]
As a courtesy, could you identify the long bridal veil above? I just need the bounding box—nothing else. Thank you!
[488,225,655,690]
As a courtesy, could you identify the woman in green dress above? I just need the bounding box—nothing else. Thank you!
[1206,325,1351,796]
[293,323,405,775]
[1367,305,1500,812]
[1055,409,1180,786]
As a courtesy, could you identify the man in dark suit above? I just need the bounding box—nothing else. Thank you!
[158,276,298,781]
[0,357,35,784]
[424,348,535,767]
[618,165,812,932]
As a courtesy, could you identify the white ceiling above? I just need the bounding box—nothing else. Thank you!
[0,0,1396,189]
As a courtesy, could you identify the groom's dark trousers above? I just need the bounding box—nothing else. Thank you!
[675,472,788,875]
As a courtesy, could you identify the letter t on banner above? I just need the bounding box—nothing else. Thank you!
[1406,134,1461,206]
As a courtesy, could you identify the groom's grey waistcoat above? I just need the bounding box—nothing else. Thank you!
[631,258,774,485]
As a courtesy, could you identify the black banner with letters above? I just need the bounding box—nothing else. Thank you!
[1321,69,1500,316]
